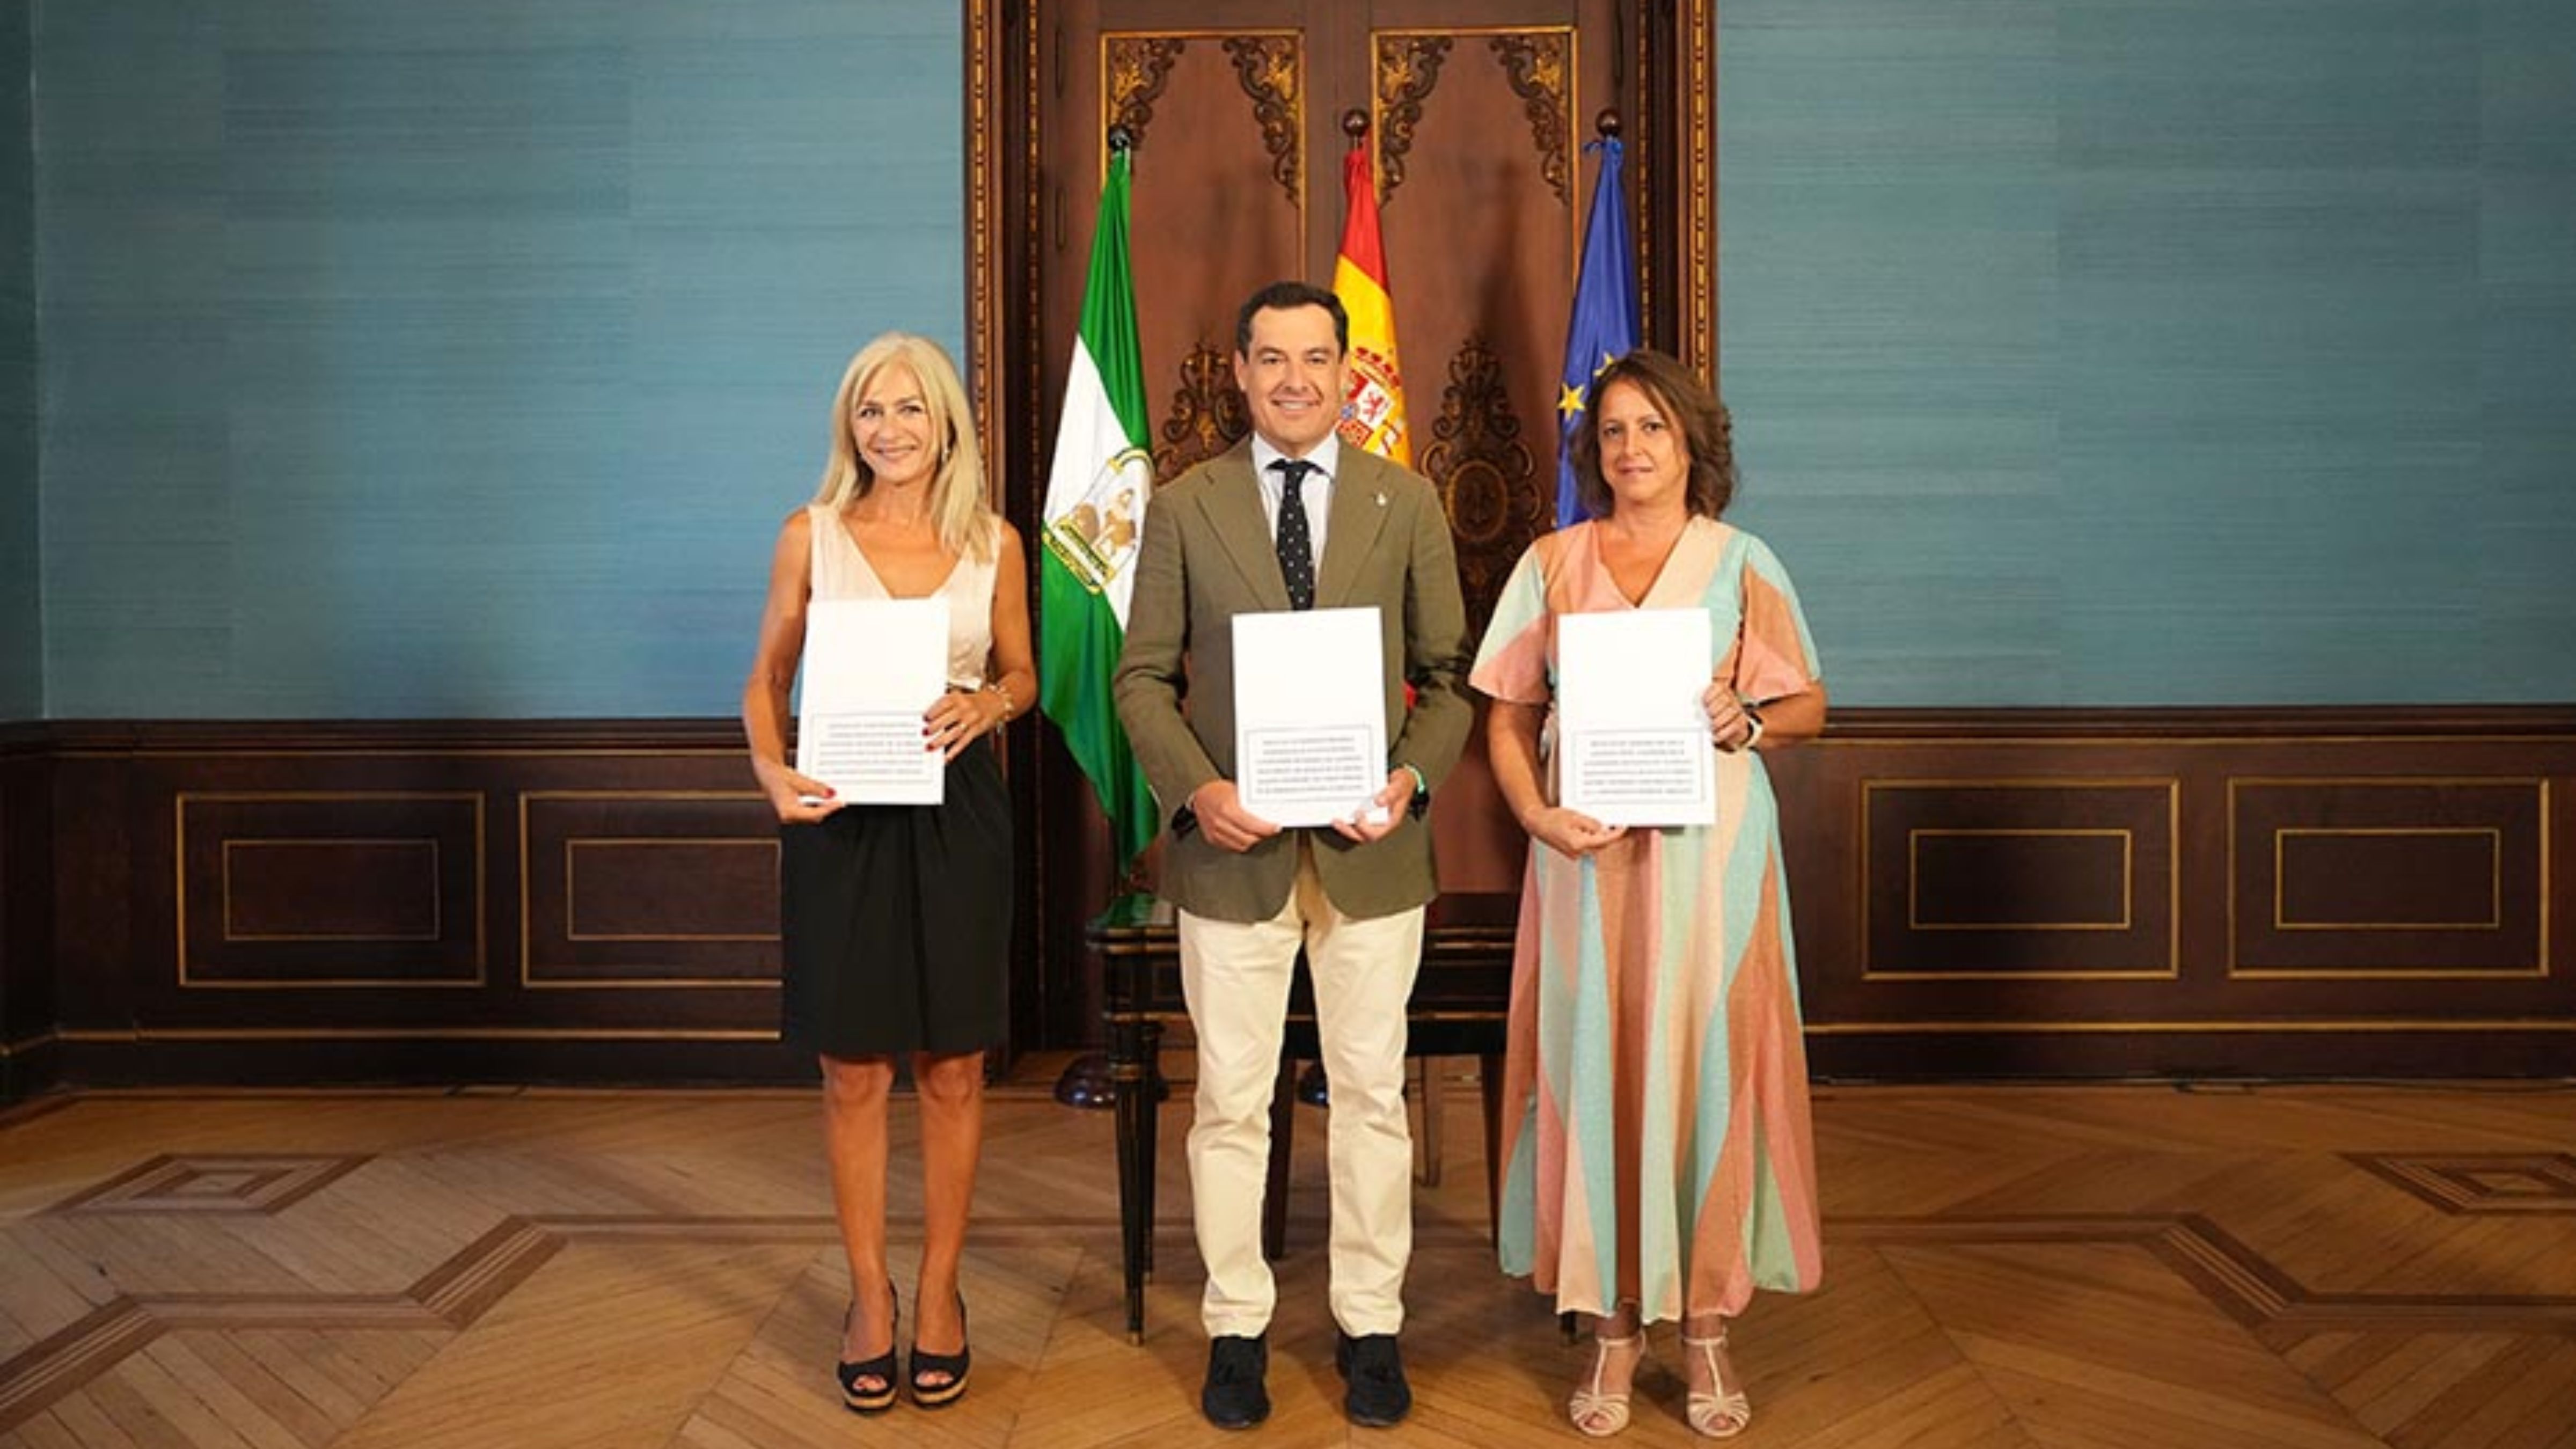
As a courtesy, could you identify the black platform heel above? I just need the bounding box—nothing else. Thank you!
[909,1294,971,1408]
[836,1292,898,1414]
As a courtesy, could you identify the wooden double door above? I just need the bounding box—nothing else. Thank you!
[964,0,1719,1055]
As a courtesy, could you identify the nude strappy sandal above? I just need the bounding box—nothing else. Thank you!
[1568,1328,1645,1437]
[1681,1326,1751,1438]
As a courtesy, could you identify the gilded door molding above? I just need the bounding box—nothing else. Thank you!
[1373,30,1574,206]
[1684,0,1715,376]
[1487,33,1574,204]
[970,2,1720,471]
[1373,35,1453,198]
[1221,35,1304,199]
[1104,37,1188,143]
[1102,33,1304,203]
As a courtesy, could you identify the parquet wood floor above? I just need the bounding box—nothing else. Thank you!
[3,1072,2571,1447]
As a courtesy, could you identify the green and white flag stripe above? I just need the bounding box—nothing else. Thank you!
[1039,150,1159,870]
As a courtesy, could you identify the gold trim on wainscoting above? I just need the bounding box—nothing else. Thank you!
[64,747,746,759]
[53,1027,782,1044]
[56,727,2576,760]
[221,838,443,943]
[1906,828,2133,932]
[174,793,487,990]
[1806,1018,2576,1035]
[1810,734,2576,749]
[564,838,783,943]
[0,1030,59,1060]
[2273,827,2504,932]
[2226,777,2550,980]
[518,791,781,991]
[1860,778,2180,982]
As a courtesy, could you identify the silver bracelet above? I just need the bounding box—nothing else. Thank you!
[982,680,1014,720]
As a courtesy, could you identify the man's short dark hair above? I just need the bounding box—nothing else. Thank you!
[1234,281,1349,356]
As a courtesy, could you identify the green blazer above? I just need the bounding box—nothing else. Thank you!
[1114,440,1473,923]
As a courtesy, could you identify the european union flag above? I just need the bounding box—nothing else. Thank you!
[1555,137,1638,528]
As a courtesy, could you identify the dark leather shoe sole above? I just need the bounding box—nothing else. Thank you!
[1345,1391,1410,1429]
[1202,1397,1271,1431]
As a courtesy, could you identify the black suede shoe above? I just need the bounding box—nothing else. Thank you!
[1201,1334,1271,1430]
[1335,1331,1411,1428]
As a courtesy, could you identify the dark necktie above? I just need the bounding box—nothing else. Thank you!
[1270,458,1317,611]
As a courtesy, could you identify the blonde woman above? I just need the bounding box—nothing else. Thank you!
[743,333,1032,1414]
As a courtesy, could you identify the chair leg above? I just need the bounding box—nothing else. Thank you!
[1480,1052,1504,1243]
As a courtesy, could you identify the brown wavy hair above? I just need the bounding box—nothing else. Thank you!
[1568,348,1736,521]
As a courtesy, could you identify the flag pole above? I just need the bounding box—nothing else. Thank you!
[1297,108,1387,1114]
[1106,112,1143,917]
[1054,123,1160,1110]
[1554,104,1641,528]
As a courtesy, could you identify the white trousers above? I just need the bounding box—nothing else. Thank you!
[1178,840,1424,1339]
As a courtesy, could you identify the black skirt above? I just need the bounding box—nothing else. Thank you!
[778,735,1012,1057]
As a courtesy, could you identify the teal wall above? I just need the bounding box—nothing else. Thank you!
[1720,0,2576,704]
[20,2,2574,715]
[33,0,961,717]
[1,1,35,721]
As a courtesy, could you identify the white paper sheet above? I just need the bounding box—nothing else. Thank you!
[1557,609,1716,827]
[1234,606,1390,828]
[795,597,948,806]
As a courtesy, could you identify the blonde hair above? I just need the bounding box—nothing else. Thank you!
[814,333,996,561]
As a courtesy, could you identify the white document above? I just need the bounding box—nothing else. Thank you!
[795,597,948,806]
[1557,609,1716,828]
[1234,607,1390,828]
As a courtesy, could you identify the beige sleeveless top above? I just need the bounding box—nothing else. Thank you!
[807,504,999,690]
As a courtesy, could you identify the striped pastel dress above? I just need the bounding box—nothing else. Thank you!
[1469,516,1825,1324]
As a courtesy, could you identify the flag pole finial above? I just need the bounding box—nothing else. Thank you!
[1341,108,1370,148]
[1594,108,1622,141]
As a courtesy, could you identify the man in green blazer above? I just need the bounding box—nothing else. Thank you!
[1115,281,1472,1429]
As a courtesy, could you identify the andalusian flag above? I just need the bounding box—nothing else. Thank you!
[1331,143,1410,464]
[1039,149,1159,870]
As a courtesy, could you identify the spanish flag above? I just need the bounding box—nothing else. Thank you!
[1331,143,1410,465]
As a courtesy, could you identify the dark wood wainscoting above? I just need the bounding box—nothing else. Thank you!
[1,709,2570,1101]
[17,721,810,1096]
[1,727,57,1101]
[1770,708,2576,1078]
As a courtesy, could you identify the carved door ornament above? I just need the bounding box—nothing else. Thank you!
[1153,342,1252,481]
[1421,335,1543,638]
